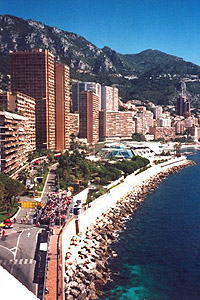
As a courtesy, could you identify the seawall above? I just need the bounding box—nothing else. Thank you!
[62,156,194,299]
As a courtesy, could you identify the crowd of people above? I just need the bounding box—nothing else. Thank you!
[37,192,72,226]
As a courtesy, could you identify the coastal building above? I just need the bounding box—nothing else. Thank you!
[0,91,36,152]
[174,120,185,134]
[149,126,175,141]
[71,82,101,111]
[177,95,191,117]
[96,146,134,160]
[101,86,119,111]
[133,108,154,135]
[99,110,134,140]
[0,111,29,174]
[10,49,56,149]
[55,63,70,152]
[79,91,99,144]
[69,113,79,138]
[152,106,163,119]
[184,116,199,128]
[186,126,200,141]
[156,116,171,127]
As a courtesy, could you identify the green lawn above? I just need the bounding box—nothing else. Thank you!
[0,204,20,222]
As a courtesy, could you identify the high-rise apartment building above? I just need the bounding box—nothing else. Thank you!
[55,64,70,152]
[0,91,36,153]
[134,108,154,135]
[101,86,119,111]
[71,82,101,112]
[99,110,134,140]
[152,106,163,119]
[174,120,185,135]
[10,49,55,149]
[0,111,29,174]
[69,113,79,138]
[177,95,191,117]
[79,91,99,144]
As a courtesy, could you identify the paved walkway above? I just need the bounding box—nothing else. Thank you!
[45,226,61,300]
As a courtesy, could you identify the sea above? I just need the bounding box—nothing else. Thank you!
[99,149,200,300]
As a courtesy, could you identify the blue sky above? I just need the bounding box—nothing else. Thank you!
[2,0,200,65]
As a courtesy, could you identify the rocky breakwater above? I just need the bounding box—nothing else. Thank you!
[64,159,195,300]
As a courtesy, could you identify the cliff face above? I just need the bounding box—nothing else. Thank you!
[1,14,200,105]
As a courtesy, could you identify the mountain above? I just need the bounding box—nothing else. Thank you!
[1,14,200,106]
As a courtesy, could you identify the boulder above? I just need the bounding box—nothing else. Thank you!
[70,288,80,298]
[96,261,107,272]
[77,292,88,300]
[69,281,79,289]
[94,270,104,280]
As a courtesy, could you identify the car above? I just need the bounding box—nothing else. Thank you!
[3,219,13,229]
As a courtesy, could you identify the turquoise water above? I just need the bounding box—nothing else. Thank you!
[99,150,200,300]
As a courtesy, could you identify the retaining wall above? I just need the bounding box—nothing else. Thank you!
[62,156,187,254]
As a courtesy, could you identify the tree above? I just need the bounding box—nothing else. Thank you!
[70,133,79,151]
[18,169,32,185]
[0,182,5,209]
[174,143,182,157]
[132,133,145,142]
[0,173,25,212]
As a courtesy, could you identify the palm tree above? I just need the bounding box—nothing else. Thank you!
[174,143,181,157]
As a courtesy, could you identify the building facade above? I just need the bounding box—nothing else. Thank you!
[79,91,99,144]
[0,111,29,174]
[174,120,185,134]
[55,64,70,152]
[71,82,101,112]
[0,91,36,152]
[10,49,56,149]
[69,113,79,138]
[177,95,191,117]
[99,110,134,140]
[152,106,163,119]
[101,86,119,111]
[149,126,175,141]
[186,126,200,141]
[134,108,154,135]
[156,117,171,127]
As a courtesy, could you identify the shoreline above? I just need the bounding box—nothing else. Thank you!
[64,159,194,299]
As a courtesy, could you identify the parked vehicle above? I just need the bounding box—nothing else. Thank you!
[3,219,13,229]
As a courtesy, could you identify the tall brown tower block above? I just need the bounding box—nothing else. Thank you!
[79,91,99,144]
[55,63,70,152]
[10,49,56,149]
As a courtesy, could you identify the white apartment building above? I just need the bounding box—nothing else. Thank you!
[101,86,119,111]
[152,106,163,119]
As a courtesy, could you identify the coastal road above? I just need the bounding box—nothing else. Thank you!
[0,209,41,295]
[0,165,58,294]
[39,163,58,206]
[0,163,58,295]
